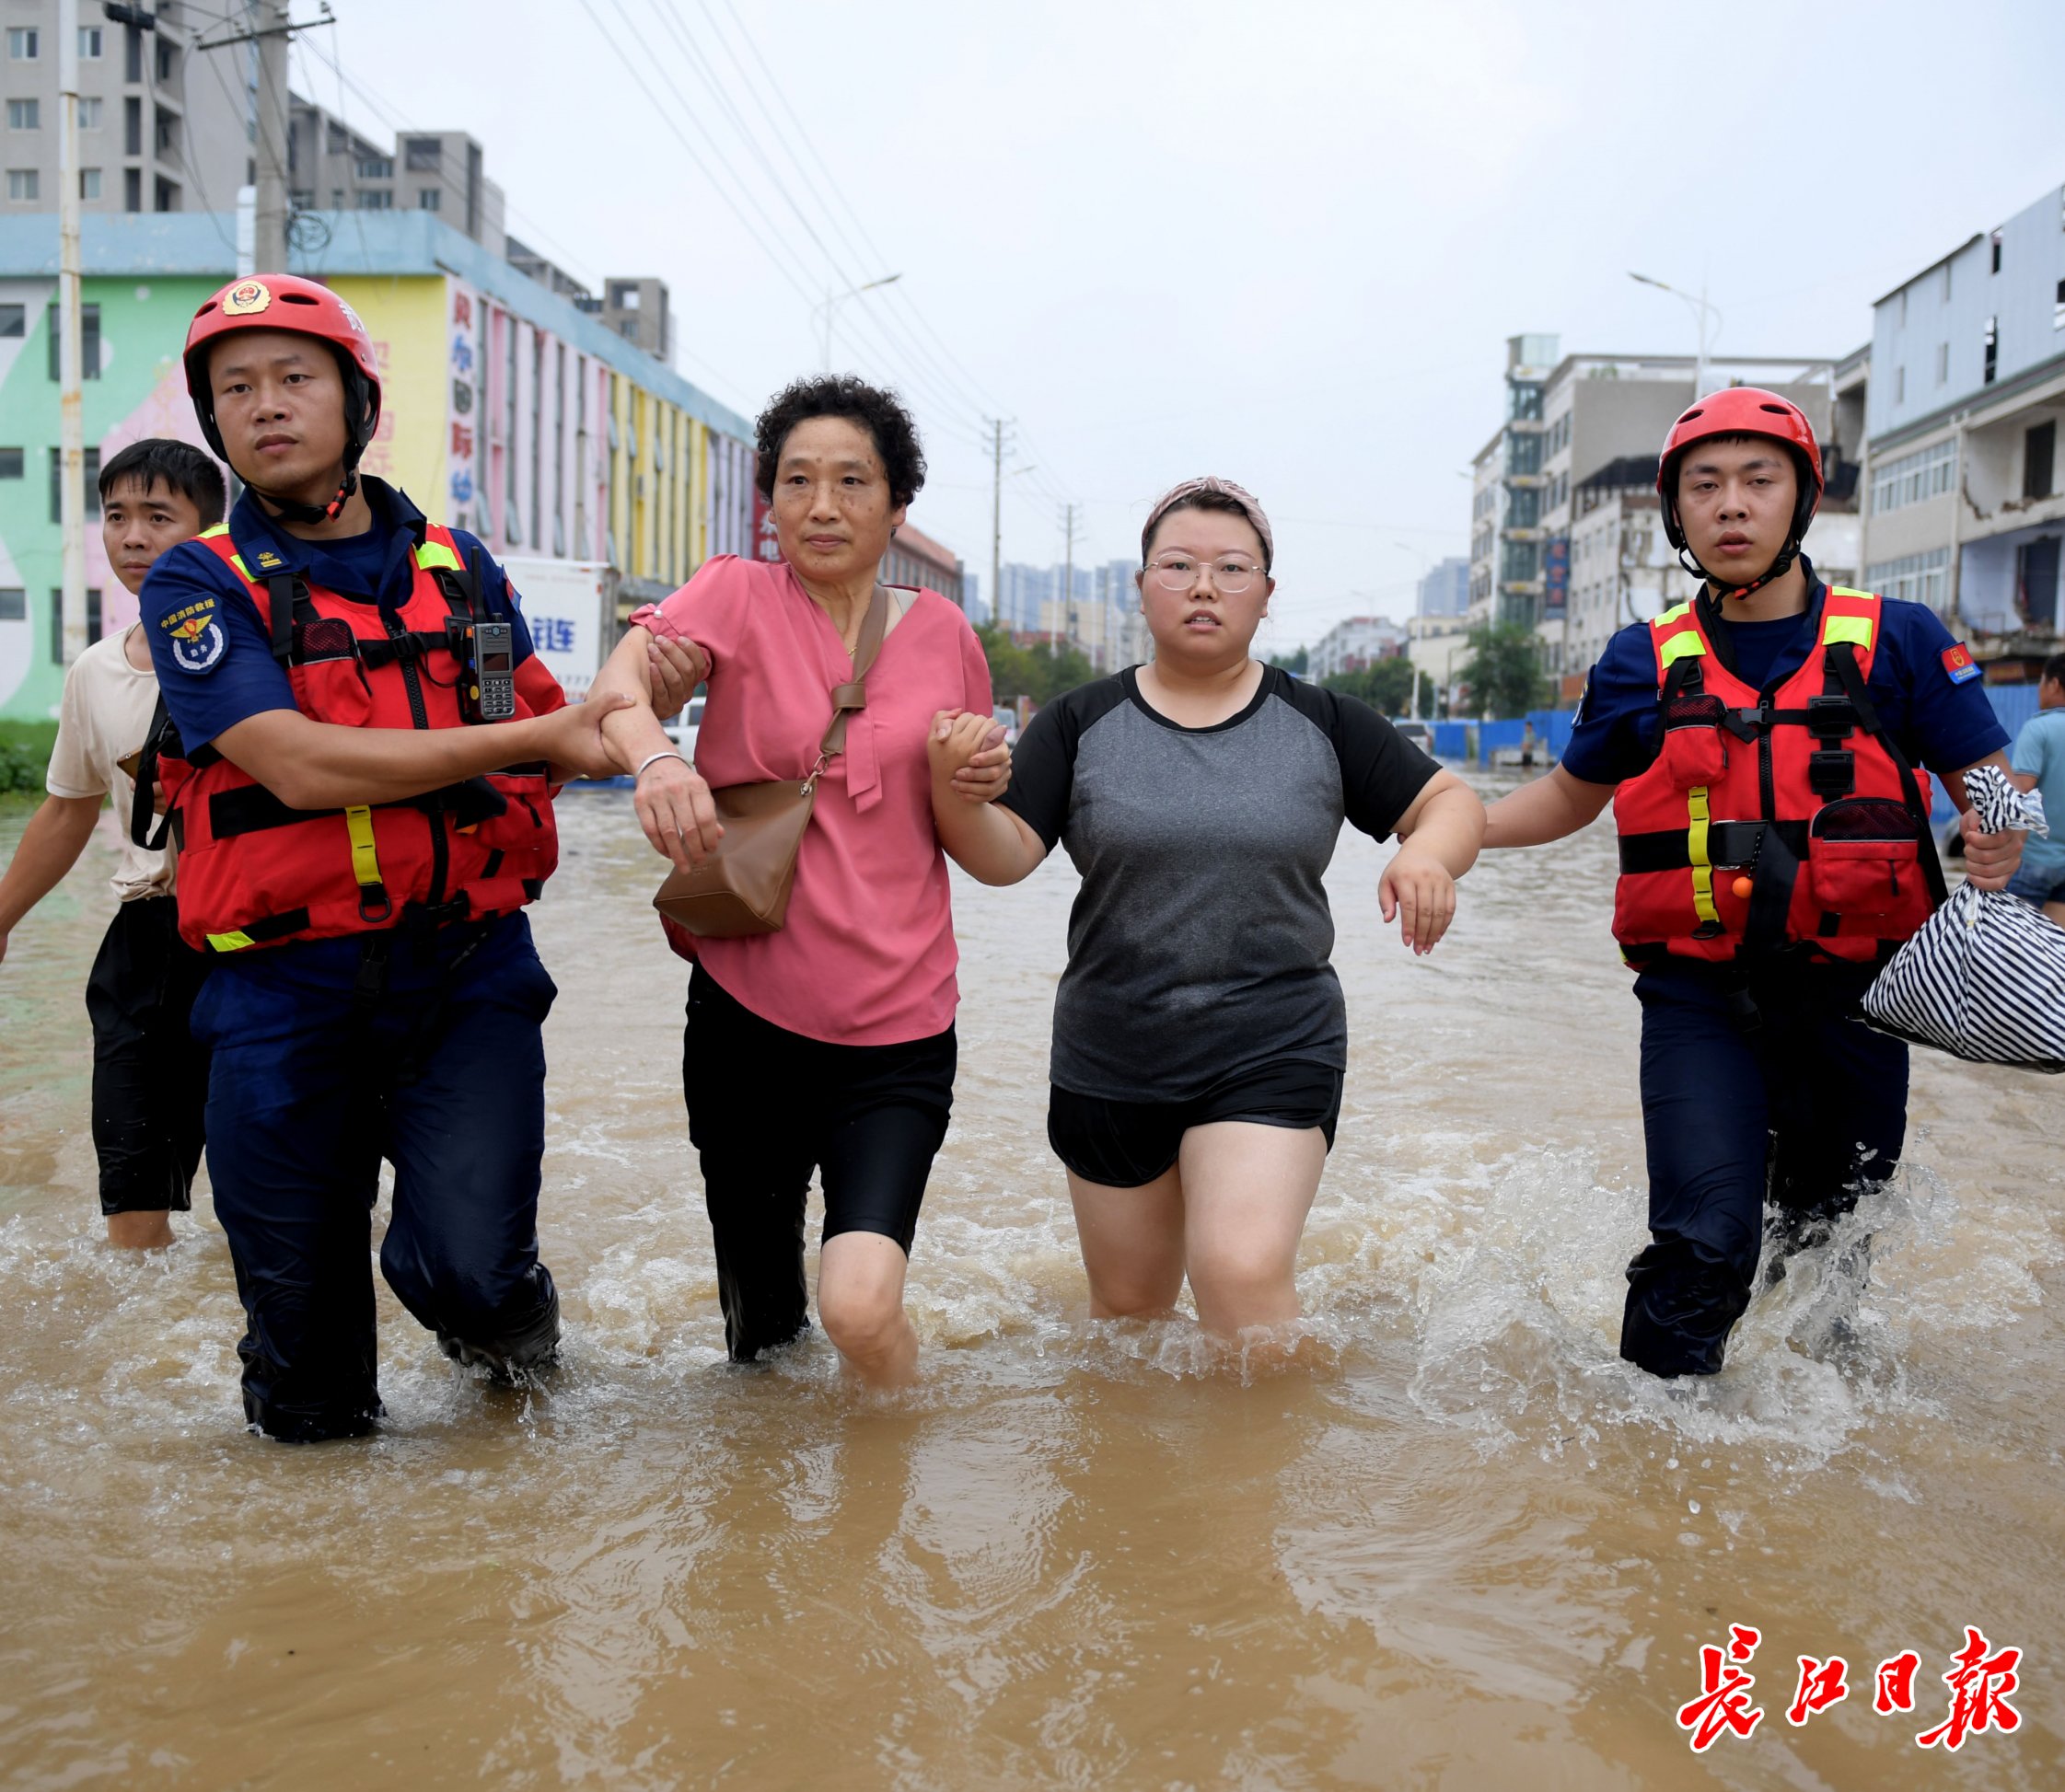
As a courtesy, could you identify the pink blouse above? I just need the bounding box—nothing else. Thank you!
[632,555,994,1046]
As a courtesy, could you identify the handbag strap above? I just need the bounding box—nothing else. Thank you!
[804,584,891,789]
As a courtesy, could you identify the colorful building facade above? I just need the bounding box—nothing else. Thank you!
[0,211,755,721]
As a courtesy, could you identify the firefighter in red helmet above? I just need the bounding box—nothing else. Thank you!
[136,274,674,1442]
[1481,387,2024,1378]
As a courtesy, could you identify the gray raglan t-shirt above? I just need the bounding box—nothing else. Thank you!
[1000,665,1440,1102]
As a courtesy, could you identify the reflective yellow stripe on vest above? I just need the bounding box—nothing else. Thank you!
[1686,785,1721,930]
[344,804,384,893]
[413,539,463,573]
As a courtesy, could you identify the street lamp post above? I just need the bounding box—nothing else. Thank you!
[1630,272,1723,399]
[816,273,902,373]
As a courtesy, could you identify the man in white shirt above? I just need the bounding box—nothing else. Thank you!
[0,440,226,1246]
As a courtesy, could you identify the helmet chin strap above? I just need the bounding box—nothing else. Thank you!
[1681,538,1802,603]
[247,457,360,528]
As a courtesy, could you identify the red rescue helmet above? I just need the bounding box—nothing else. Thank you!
[183,274,382,521]
[1656,387,1824,598]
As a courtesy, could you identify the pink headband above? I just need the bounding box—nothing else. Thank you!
[1140,476,1274,570]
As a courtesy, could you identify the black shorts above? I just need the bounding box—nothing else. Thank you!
[84,896,211,1215]
[684,965,957,1359]
[1047,1058,1343,1189]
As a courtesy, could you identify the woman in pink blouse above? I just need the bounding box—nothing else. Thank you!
[591,376,1008,1387]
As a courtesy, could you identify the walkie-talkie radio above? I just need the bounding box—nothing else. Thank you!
[450,618,517,723]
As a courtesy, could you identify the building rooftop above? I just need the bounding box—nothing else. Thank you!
[0,211,751,440]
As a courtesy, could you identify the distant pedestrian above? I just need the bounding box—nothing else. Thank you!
[928,476,1484,1347]
[0,441,223,1249]
[2005,653,2065,927]
[589,376,1013,1387]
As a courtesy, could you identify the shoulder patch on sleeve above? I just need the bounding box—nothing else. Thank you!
[160,594,228,672]
[1941,642,1982,685]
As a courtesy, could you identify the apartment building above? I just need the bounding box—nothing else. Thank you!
[3,1,249,217]
[1471,335,1850,684]
[1861,180,2065,658]
[1415,555,1468,618]
[0,208,756,720]
[1308,613,1406,682]
[287,98,505,256]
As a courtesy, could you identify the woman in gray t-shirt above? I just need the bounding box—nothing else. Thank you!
[928,477,1484,1345]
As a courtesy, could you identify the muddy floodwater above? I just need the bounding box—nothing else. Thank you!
[1,781,2059,1789]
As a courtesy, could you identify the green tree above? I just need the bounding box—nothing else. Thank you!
[975,622,1097,707]
[1456,624,1549,719]
[1322,657,1417,714]
[1268,644,1309,676]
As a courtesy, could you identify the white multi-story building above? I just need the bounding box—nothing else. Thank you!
[1861,180,2065,653]
[1309,614,1406,682]
[1,1,249,218]
[1416,555,1468,617]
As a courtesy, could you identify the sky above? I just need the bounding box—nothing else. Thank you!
[308,0,2065,650]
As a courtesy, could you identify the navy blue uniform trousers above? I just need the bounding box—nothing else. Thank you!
[189,912,560,1441]
[1620,960,1908,1378]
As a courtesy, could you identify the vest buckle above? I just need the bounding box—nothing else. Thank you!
[1808,750,1856,798]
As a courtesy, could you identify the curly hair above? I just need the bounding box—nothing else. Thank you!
[753,375,926,511]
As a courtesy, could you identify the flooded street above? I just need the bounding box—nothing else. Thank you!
[1,780,2059,1789]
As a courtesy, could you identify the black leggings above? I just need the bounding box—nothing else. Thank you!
[683,965,955,1361]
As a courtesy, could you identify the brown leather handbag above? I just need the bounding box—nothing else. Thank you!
[651,584,890,939]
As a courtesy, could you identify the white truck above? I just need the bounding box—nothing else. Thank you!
[501,557,617,703]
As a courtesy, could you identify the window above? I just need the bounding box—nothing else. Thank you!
[123,167,140,211]
[0,447,21,477]
[0,304,20,337]
[6,27,38,60]
[1894,365,1904,405]
[47,588,105,663]
[327,123,352,155]
[0,587,23,620]
[154,40,174,84]
[79,26,103,59]
[7,168,39,202]
[418,186,440,211]
[404,137,441,170]
[1990,230,2001,274]
[1943,263,1953,302]
[1866,549,1950,609]
[1936,342,1949,386]
[611,283,641,309]
[123,95,141,156]
[1870,439,1956,514]
[124,23,142,82]
[355,187,391,209]
[153,175,178,212]
[1983,315,1998,386]
[2055,279,2065,331]
[7,98,39,130]
[78,168,99,201]
[2027,422,2057,502]
[47,302,102,379]
[78,96,102,130]
[49,446,103,523]
[155,113,177,157]
[354,156,393,179]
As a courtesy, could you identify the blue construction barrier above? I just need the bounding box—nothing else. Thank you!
[1930,684,2045,828]
[1432,721,1469,760]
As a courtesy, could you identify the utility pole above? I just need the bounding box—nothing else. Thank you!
[1060,501,1076,659]
[254,3,291,272]
[987,417,1008,633]
[57,0,85,666]
[193,4,337,274]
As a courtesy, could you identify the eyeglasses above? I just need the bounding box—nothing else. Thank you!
[1145,554,1265,595]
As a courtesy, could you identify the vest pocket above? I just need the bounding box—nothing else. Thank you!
[470,768,558,883]
[1661,692,1728,789]
[1808,797,1921,917]
[287,650,376,729]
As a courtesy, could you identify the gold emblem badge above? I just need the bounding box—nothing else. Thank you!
[222,280,272,317]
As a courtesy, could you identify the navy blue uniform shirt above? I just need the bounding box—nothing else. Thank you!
[1561,561,2006,787]
[141,477,535,753]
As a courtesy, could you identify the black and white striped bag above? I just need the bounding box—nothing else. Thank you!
[1863,764,2062,1071]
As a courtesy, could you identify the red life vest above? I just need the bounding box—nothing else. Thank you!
[1611,585,1947,968]
[162,522,563,954]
